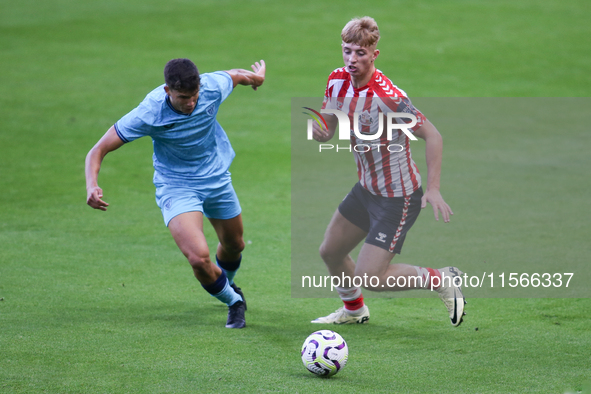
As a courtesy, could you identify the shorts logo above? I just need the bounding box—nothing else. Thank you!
[375,232,387,243]
[163,198,172,211]
[206,104,216,116]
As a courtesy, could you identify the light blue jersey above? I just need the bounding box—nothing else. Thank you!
[114,71,235,188]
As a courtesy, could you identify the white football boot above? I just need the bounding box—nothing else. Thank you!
[436,266,466,327]
[311,305,370,324]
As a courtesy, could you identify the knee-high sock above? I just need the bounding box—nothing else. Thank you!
[201,271,242,306]
[216,256,241,285]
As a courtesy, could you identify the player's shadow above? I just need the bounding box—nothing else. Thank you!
[60,300,228,329]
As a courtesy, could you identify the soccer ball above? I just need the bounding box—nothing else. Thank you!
[301,330,348,377]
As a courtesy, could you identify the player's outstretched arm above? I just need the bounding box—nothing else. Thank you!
[85,126,125,211]
[225,60,266,90]
[414,120,454,223]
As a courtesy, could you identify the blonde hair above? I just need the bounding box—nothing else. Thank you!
[341,17,380,48]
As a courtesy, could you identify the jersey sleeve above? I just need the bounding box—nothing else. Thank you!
[380,94,427,133]
[211,71,234,103]
[321,70,337,110]
[396,97,426,132]
[114,104,154,143]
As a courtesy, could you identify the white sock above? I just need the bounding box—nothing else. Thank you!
[335,286,362,301]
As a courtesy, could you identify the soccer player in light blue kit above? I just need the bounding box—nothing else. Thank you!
[85,58,266,328]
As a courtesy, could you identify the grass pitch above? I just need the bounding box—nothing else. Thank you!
[1,0,590,393]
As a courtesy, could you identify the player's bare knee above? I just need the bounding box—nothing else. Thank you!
[187,253,211,271]
[319,242,342,265]
[221,237,245,256]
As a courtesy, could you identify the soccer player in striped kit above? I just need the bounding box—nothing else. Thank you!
[311,17,466,327]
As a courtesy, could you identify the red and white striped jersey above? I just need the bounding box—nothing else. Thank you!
[321,67,426,197]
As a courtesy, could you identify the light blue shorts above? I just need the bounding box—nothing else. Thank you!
[155,180,242,226]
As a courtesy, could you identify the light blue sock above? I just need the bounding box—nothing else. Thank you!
[202,271,242,306]
[212,280,243,306]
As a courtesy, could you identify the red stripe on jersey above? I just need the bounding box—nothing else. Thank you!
[405,136,420,192]
[399,160,407,197]
[382,142,395,197]
[360,90,383,195]
[349,93,380,194]
[361,91,372,135]
[325,84,333,99]
[354,153,362,182]
[338,78,351,98]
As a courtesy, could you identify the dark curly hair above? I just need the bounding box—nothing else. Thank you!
[164,58,200,92]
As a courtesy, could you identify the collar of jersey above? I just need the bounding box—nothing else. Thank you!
[165,95,197,116]
[351,69,378,92]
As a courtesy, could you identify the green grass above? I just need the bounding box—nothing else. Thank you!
[1,0,590,393]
